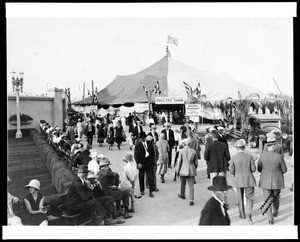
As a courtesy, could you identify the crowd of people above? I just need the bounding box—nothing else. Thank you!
[8,110,291,226]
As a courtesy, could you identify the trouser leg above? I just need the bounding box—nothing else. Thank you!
[168,148,172,166]
[262,189,273,221]
[245,187,255,217]
[145,165,155,192]
[138,168,146,193]
[188,177,195,201]
[237,188,246,218]
[272,189,281,215]
[180,176,187,197]
[153,166,157,189]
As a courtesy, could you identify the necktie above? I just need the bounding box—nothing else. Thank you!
[143,142,149,157]
[166,130,169,141]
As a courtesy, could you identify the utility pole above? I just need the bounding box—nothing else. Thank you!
[273,77,283,96]
[91,80,94,104]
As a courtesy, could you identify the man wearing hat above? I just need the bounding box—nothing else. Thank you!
[257,136,287,224]
[97,158,133,219]
[204,130,231,184]
[147,125,159,144]
[134,131,156,197]
[76,118,85,139]
[229,139,257,224]
[133,120,144,145]
[65,165,113,225]
[217,126,228,147]
[85,118,96,146]
[161,122,175,168]
[73,142,92,168]
[199,176,232,225]
[263,132,283,156]
[204,127,215,179]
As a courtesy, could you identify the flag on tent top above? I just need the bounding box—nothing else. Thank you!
[167,35,179,46]
[194,82,201,96]
[140,82,148,94]
[183,81,192,95]
[153,81,161,94]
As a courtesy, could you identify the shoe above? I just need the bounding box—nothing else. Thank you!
[194,181,196,184]
[161,179,165,183]
[173,178,176,181]
[124,213,133,219]
[268,220,274,224]
[247,216,254,225]
[207,175,210,179]
[178,194,186,199]
[154,188,159,192]
[190,201,194,206]
[115,218,125,224]
[273,212,278,217]
[118,145,120,150]
[239,215,246,219]
[117,209,125,217]
[149,192,154,197]
[140,192,145,196]
[134,194,142,199]
[104,218,117,226]
[128,208,135,213]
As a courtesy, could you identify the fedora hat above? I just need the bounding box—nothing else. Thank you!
[25,179,41,190]
[99,157,111,167]
[234,139,246,148]
[75,165,90,173]
[208,176,232,191]
[146,135,153,141]
[164,122,171,127]
[140,131,147,139]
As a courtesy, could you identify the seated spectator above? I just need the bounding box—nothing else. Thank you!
[73,143,92,168]
[71,138,83,157]
[119,153,138,213]
[7,176,22,226]
[65,165,115,226]
[23,179,48,226]
[97,157,133,219]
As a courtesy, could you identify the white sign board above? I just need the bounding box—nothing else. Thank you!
[90,105,98,110]
[185,104,202,116]
[190,115,199,123]
[155,96,184,104]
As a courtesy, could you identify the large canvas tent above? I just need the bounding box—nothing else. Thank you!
[95,53,268,105]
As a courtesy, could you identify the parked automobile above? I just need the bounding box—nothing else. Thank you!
[247,113,293,155]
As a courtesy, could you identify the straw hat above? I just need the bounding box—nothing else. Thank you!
[25,179,41,190]
[99,157,111,167]
[234,139,246,148]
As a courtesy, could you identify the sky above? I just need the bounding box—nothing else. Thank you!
[6,3,295,103]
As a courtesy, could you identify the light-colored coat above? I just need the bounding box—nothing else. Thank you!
[257,151,287,189]
[156,139,169,165]
[176,146,198,177]
[229,151,257,188]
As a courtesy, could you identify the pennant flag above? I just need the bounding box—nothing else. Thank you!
[140,82,148,94]
[95,86,98,94]
[87,89,91,97]
[194,82,201,96]
[167,35,179,46]
[183,81,192,95]
[153,81,161,94]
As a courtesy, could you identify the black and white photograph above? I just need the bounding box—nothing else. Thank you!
[5,2,297,240]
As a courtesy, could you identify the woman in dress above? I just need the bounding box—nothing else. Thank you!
[106,121,115,150]
[97,119,107,147]
[114,120,125,150]
[23,179,48,226]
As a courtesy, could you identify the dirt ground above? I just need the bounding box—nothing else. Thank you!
[82,124,294,226]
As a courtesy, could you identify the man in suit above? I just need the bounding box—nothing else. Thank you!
[257,137,287,224]
[147,125,159,144]
[134,131,156,197]
[204,127,215,179]
[199,176,232,225]
[229,139,257,224]
[65,165,116,225]
[73,143,92,168]
[217,126,228,147]
[161,122,175,168]
[176,138,198,206]
[97,158,133,220]
[204,130,231,184]
[133,120,143,145]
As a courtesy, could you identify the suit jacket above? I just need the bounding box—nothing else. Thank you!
[199,197,230,225]
[176,146,198,177]
[229,151,257,188]
[147,131,159,143]
[257,151,287,189]
[188,136,201,159]
[74,150,92,167]
[134,140,155,167]
[133,125,143,138]
[65,177,93,211]
[161,129,175,148]
[218,133,228,147]
[204,140,231,173]
[155,139,170,165]
[84,123,95,137]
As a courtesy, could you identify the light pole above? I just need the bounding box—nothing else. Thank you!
[11,70,24,139]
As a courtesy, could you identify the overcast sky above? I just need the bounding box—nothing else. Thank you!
[6,3,294,102]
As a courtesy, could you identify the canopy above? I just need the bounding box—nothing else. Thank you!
[95,54,268,105]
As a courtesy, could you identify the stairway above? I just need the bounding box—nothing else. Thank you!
[7,136,57,207]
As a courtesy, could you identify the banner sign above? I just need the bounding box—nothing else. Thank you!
[155,96,184,104]
[90,105,98,110]
[190,115,199,122]
[185,104,202,116]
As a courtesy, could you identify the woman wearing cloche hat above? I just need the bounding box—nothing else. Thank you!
[24,179,48,225]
